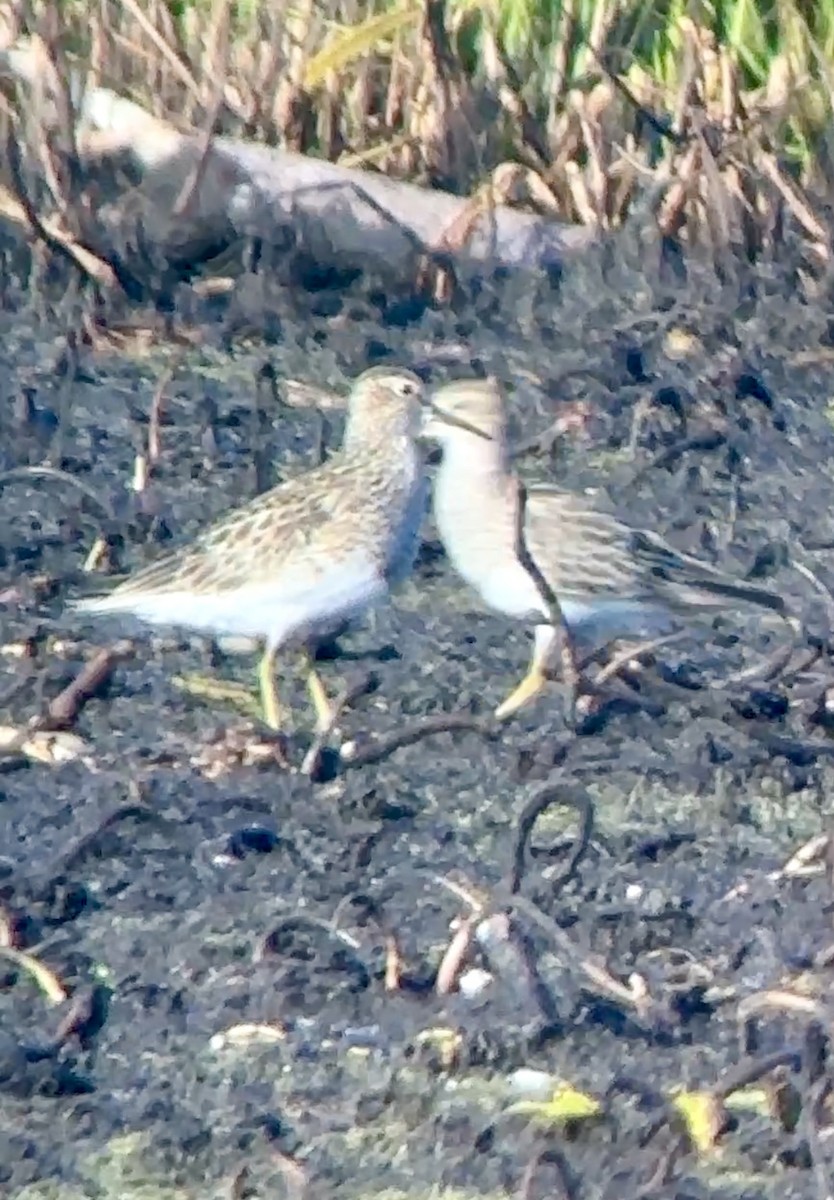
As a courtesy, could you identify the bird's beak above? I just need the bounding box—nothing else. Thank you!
[420,402,493,442]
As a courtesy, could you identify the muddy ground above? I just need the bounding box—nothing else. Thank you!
[3,229,834,1199]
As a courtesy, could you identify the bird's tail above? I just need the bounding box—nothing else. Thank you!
[68,593,132,616]
[630,528,801,686]
[630,529,792,621]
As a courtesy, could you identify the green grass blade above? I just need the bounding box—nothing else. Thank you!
[304,5,421,91]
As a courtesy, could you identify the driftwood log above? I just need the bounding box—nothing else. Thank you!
[0,38,594,297]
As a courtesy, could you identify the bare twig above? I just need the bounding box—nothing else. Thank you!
[338,712,499,771]
[39,644,132,730]
[435,918,473,995]
[509,777,594,896]
[172,80,226,218]
[514,482,581,724]
[503,889,669,1027]
[0,465,113,522]
[148,360,183,465]
[301,673,379,778]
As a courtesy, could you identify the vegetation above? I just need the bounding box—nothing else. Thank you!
[2,0,833,281]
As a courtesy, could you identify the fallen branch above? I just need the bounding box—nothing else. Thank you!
[0,38,594,291]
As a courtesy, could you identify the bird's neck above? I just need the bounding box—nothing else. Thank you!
[433,440,513,543]
[438,437,510,490]
[343,420,408,458]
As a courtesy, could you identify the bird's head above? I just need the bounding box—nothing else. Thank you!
[346,366,426,444]
[421,377,507,451]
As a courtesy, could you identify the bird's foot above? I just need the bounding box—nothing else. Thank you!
[494,668,548,721]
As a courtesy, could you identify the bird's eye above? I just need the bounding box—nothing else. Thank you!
[399,380,418,397]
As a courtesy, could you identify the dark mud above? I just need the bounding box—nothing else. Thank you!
[3,233,834,1199]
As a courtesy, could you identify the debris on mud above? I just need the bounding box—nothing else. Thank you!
[3,217,834,1199]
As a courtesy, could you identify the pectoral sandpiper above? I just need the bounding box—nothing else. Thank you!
[71,366,428,734]
[422,377,796,720]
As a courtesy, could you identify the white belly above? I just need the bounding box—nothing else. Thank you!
[74,554,387,648]
[478,563,546,619]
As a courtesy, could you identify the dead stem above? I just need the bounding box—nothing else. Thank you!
[38,643,132,730]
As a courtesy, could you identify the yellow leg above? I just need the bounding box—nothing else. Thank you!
[302,650,336,734]
[258,644,284,731]
[494,663,547,720]
[494,624,570,722]
[172,644,284,728]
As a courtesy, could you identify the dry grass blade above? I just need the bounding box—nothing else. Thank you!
[673,20,702,136]
[696,128,732,252]
[565,159,597,225]
[588,0,618,62]
[419,0,471,183]
[2,39,119,278]
[547,0,577,140]
[578,109,608,226]
[719,43,740,130]
[20,33,78,218]
[338,132,415,169]
[757,150,829,257]
[198,0,232,109]
[172,80,225,217]
[656,141,699,237]
[0,178,118,288]
[116,0,202,104]
[0,946,68,1004]
[479,23,548,170]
